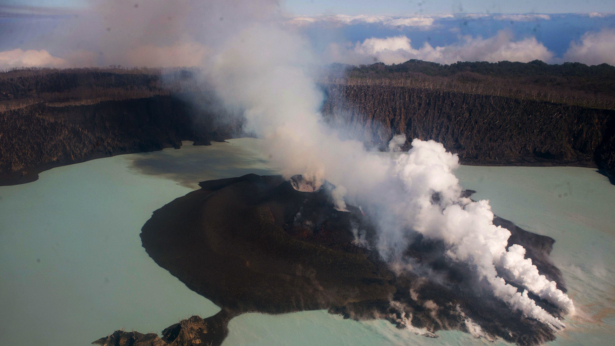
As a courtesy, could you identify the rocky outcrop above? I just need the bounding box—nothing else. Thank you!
[93,331,167,346]
[93,311,233,346]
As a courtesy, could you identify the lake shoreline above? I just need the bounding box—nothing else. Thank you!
[1,139,613,346]
[0,138,607,187]
[0,141,219,187]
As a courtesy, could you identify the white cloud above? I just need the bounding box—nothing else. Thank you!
[2,0,280,69]
[327,31,553,65]
[388,16,435,27]
[287,16,318,26]
[358,36,414,55]
[334,14,388,24]
[0,41,211,70]
[588,12,612,18]
[564,29,615,66]
[0,49,68,70]
[494,14,551,21]
[462,14,490,19]
[288,13,554,28]
[0,41,210,70]
[287,14,447,28]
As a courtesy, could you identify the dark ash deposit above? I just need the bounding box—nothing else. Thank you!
[97,174,567,346]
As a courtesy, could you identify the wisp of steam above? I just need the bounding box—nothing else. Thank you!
[202,19,575,330]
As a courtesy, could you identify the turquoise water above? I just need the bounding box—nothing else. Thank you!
[0,139,272,346]
[1,140,614,345]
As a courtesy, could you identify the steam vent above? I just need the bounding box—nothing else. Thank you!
[96,174,568,346]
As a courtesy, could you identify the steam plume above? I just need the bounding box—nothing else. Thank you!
[202,5,574,330]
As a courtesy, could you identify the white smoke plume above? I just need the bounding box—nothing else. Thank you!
[499,245,575,313]
[201,4,574,330]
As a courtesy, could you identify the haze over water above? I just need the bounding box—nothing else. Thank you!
[0,138,613,346]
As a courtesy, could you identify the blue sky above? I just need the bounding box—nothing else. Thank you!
[285,0,615,16]
[1,0,614,68]
[4,0,615,15]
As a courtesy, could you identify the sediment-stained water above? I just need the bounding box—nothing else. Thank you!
[0,139,613,345]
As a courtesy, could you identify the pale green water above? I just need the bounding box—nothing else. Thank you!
[1,140,614,345]
[0,139,272,346]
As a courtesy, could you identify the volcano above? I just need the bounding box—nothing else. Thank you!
[97,174,567,346]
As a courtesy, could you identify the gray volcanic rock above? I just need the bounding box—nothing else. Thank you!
[93,331,166,346]
[93,312,232,346]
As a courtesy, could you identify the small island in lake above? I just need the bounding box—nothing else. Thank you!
[95,174,567,346]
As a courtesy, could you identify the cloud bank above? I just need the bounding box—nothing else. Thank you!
[0,49,67,70]
[327,31,554,65]
[287,13,551,28]
[2,6,613,69]
[493,14,551,21]
[288,14,450,28]
[0,0,281,69]
[564,29,615,66]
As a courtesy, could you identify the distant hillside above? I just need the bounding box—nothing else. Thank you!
[1,63,614,185]
[0,68,233,185]
[321,84,615,171]
[324,60,615,110]
[0,67,200,112]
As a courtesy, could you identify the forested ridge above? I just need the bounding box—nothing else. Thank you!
[1,60,614,185]
[321,84,614,169]
[326,60,615,110]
